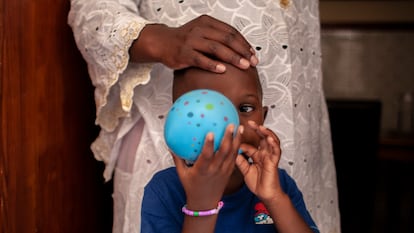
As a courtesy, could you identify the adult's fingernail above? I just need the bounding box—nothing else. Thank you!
[239,58,250,68]
[216,64,226,73]
[250,55,259,66]
[250,47,256,54]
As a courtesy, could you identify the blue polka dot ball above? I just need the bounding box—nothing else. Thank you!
[164,89,240,162]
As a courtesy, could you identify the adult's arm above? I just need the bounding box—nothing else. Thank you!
[68,0,151,133]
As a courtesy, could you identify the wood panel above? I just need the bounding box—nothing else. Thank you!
[1,1,112,232]
[320,1,414,25]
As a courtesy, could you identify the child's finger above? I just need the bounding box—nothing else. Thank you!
[247,120,269,140]
[239,143,259,161]
[236,153,250,175]
[231,125,244,155]
[194,132,215,170]
[247,120,260,132]
[267,136,282,158]
[213,124,238,167]
[257,125,281,152]
[171,152,185,166]
[259,136,271,154]
[171,153,189,177]
[257,125,278,141]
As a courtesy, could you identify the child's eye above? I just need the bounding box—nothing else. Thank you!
[239,105,254,113]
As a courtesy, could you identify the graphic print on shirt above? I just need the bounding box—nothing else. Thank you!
[254,202,274,224]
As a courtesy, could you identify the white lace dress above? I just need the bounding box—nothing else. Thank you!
[68,1,341,232]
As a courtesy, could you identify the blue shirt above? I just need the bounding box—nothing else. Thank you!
[141,167,319,233]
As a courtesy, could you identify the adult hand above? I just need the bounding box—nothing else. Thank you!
[236,121,284,203]
[131,15,258,73]
[172,124,243,210]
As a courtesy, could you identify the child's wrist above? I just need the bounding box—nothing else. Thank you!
[185,198,222,211]
[261,192,289,208]
[182,201,224,217]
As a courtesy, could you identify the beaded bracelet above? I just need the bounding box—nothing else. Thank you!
[182,201,224,217]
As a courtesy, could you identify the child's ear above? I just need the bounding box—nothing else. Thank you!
[263,106,268,120]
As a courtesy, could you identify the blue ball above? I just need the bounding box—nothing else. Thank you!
[164,89,240,162]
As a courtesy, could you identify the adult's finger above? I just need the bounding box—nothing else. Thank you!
[182,15,258,71]
[192,15,254,58]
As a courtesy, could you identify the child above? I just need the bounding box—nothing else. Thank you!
[141,63,319,233]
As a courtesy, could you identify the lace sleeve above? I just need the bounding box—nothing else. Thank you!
[68,0,153,132]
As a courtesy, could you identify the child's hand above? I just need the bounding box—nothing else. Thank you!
[172,124,243,210]
[236,121,283,203]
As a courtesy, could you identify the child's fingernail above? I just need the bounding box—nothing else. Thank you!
[248,120,257,126]
[206,132,214,141]
[238,148,243,154]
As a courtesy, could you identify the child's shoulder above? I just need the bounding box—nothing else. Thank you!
[151,167,178,183]
[145,166,184,195]
[277,168,302,194]
[277,168,291,181]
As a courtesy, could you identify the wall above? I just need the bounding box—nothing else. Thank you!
[320,0,414,135]
[320,2,414,233]
[321,28,414,134]
[320,1,414,25]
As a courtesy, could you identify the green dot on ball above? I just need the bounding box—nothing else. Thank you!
[205,103,214,110]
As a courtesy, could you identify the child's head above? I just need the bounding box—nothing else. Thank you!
[173,63,267,148]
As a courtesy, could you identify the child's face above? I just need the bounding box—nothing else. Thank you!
[173,64,267,148]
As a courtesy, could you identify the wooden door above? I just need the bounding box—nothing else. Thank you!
[1,1,113,232]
